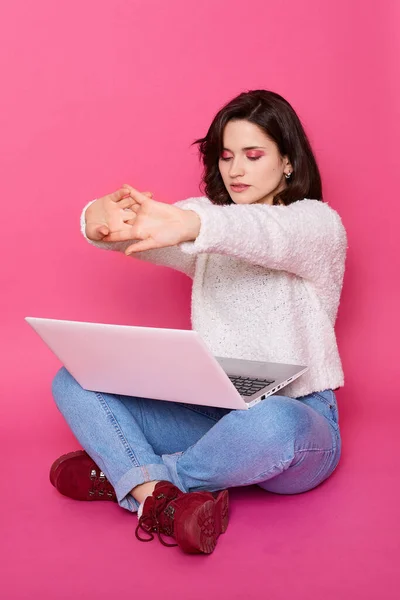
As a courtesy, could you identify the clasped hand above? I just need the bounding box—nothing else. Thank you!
[85,184,201,255]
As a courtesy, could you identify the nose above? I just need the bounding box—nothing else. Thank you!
[228,158,245,178]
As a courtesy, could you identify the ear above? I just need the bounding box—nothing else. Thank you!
[283,155,293,176]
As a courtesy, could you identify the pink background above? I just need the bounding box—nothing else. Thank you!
[1,0,399,598]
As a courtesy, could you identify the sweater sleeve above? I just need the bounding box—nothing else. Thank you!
[80,199,198,279]
[179,198,348,285]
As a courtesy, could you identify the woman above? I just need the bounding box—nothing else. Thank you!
[51,89,347,555]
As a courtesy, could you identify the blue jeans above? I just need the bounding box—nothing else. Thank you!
[52,367,341,512]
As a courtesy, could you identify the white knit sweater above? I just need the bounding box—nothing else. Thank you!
[81,196,347,398]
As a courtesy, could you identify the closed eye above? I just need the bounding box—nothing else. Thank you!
[219,156,262,162]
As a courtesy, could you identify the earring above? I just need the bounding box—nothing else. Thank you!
[285,172,292,179]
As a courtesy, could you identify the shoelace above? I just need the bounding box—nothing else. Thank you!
[135,492,178,547]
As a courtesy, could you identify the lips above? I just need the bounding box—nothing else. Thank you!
[230,184,250,192]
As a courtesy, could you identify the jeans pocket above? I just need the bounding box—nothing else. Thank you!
[180,403,230,422]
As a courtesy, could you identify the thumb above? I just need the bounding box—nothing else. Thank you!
[86,224,110,241]
[97,225,110,237]
[125,238,157,255]
[142,191,153,198]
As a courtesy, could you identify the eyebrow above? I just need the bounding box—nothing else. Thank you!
[222,146,267,151]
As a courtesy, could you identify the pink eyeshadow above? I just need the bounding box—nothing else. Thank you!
[246,151,265,158]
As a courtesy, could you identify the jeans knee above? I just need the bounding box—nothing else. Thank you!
[250,396,312,441]
[52,366,77,410]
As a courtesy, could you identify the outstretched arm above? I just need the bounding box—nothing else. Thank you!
[81,186,197,278]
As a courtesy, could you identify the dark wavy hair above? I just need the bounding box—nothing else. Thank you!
[192,90,323,206]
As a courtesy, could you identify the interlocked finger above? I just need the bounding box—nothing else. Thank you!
[118,196,135,210]
[121,208,136,222]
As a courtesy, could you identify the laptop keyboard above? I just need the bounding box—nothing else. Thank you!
[228,376,275,397]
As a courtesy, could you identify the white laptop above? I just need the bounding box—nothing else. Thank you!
[25,317,308,410]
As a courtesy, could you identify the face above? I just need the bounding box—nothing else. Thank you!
[218,119,292,205]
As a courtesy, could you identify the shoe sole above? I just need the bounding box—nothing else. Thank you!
[215,490,229,534]
[175,490,229,555]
